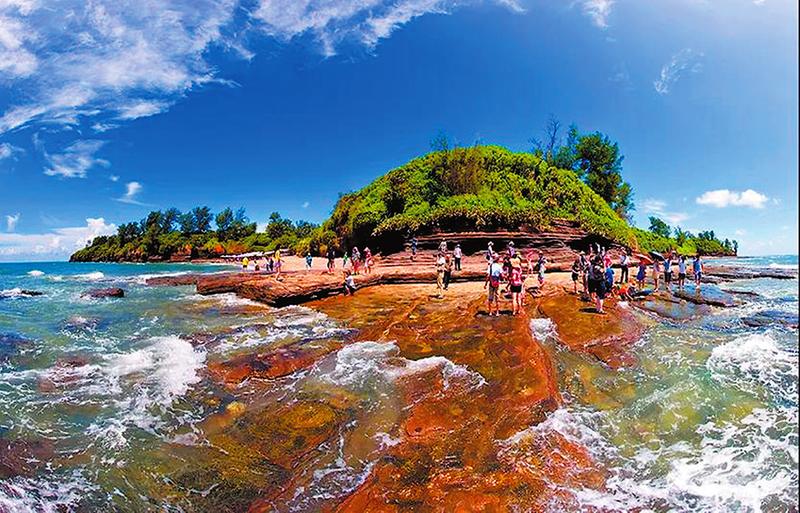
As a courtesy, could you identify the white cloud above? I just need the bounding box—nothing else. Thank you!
[0,141,21,160]
[734,229,746,236]
[302,201,310,208]
[109,174,119,182]
[654,48,704,95]
[581,0,613,29]
[641,198,689,225]
[43,139,109,178]
[695,189,769,209]
[0,217,116,261]
[0,0,239,135]
[5,212,20,231]
[116,181,143,204]
[252,0,523,57]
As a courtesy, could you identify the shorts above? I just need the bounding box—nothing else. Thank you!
[664,271,672,283]
[538,274,545,284]
[679,272,686,280]
[571,272,579,282]
[488,285,499,302]
[637,271,646,281]
[595,280,607,299]
[695,271,702,280]
[588,279,599,294]
[510,284,522,293]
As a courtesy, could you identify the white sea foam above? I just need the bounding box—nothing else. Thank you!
[529,317,557,341]
[0,471,93,513]
[707,332,798,402]
[26,269,44,277]
[0,287,39,298]
[320,341,485,391]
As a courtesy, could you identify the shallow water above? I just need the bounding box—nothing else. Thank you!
[532,255,799,512]
[0,258,797,512]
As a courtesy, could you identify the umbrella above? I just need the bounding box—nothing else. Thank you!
[634,253,653,265]
[648,251,665,262]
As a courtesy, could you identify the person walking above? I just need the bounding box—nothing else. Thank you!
[443,253,453,290]
[435,252,447,298]
[536,252,547,293]
[484,255,503,316]
[453,244,462,271]
[363,247,373,274]
[352,247,361,275]
[326,247,336,273]
[677,255,687,289]
[619,251,630,284]
[692,255,703,286]
[410,237,418,261]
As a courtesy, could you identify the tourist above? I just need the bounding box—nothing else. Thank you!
[305,252,313,270]
[525,249,536,275]
[411,237,418,261]
[510,261,524,315]
[453,244,462,271]
[484,255,503,316]
[486,241,495,263]
[352,247,361,274]
[502,255,513,294]
[652,258,662,291]
[326,247,336,273]
[663,253,673,291]
[254,260,260,272]
[571,256,581,295]
[363,247,373,274]
[692,255,703,286]
[619,250,630,284]
[242,256,249,271]
[507,241,516,258]
[511,253,526,306]
[591,256,607,313]
[274,249,282,280]
[579,251,589,294]
[435,252,447,298]
[636,259,647,290]
[342,270,356,295]
[536,252,547,292]
[677,255,687,289]
[443,253,453,290]
[267,255,274,273]
[605,263,615,291]
[438,240,448,256]
[603,248,612,270]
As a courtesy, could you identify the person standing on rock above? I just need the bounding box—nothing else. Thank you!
[536,252,547,293]
[652,258,662,291]
[352,247,361,275]
[326,247,336,273]
[510,260,524,315]
[486,242,495,263]
[663,254,673,291]
[579,251,589,295]
[591,256,607,314]
[343,270,356,295]
[484,255,503,316]
[274,249,282,280]
[619,251,630,284]
[443,253,453,290]
[411,237,418,261]
[435,252,447,298]
[438,240,448,256]
[363,247,373,274]
[305,252,313,270]
[636,260,647,290]
[677,255,687,290]
[692,255,703,287]
[342,249,349,270]
[453,244,462,271]
[507,241,516,258]
[571,256,581,295]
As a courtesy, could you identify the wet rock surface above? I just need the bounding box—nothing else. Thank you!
[742,310,799,329]
[672,284,738,308]
[0,437,55,478]
[631,291,713,321]
[83,287,125,298]
[705,265,798,281]
[535,293,645,368]
[0,332,32,363]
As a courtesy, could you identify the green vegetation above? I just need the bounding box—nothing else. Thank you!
[70,208,323,262]
[71,141,736,262]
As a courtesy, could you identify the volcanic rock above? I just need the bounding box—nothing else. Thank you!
[83,287,125,298]
[741,310,799,329]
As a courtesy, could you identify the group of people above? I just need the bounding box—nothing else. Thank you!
[240,250,283,279]
[482,241,547,316]
[569,244,707,314]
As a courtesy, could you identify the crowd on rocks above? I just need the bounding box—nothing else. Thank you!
[237,239,707,313]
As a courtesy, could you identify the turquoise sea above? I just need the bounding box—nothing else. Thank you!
[0,257,798,512]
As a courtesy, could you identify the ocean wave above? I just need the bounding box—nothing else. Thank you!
[0,471,95,513]
[0,288,41,299]
[47,271,105,282]
[26,269,44,277]
[707,332,798,403]
[319,341,486,392]
[529,317,557,341]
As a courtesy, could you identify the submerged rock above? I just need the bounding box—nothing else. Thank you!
[535,294,644,368]
[0,332,32,363]
[672,284,737,308]
[83,287,125,298]
[0,288,43,299]
[0,437,55,478]
[705,265,798,281]
[742,310,799,329]
[632,292,712,321]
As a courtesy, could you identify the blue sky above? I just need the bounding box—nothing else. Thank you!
[0,0,797,260]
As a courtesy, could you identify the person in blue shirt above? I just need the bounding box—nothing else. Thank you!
[692,255,703,286]
[605,265,614,291]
